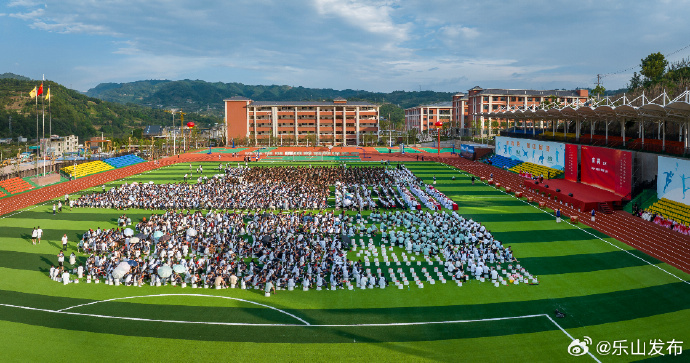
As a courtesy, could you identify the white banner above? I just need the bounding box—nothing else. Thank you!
[657,156,690,204]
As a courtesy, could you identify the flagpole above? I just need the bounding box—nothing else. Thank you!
[49,87,52,136]
[35,85,38,177]
[42,77,45,176]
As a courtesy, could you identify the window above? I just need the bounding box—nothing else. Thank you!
[518,97,524,102]
[527,98,533,102]
[483,105,489,110]
[483,96,489,102]
[492,105,499,110]
[500,97,506,101]
[511,97,516,102]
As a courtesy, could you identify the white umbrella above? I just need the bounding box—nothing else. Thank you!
[173,264,186,273]
[153,231,164,240]
[158,265,173,278]
[186,228,197,237]
[149,181,154,184]
[112,262,131,279]
[123,228,134,237]
[129,237,140,244]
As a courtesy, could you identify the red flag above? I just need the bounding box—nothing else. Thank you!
[37,83,43,96]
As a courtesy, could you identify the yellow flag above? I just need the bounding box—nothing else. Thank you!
[29,86,37,98]
[45,87,51,101]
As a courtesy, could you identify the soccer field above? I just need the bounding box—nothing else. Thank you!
[0,161,688,362]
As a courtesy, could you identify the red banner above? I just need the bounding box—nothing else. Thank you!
[564,144,578,182]
[581,146,632,197]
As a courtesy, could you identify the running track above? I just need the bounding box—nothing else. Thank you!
[1,150,688,274]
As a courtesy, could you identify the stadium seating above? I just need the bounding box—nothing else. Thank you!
[509,162,563,179]
[61,161,114,178]
[647,198,690,225]
[485,155,522,170]
[103,154,146,169]
[0,177,35,195]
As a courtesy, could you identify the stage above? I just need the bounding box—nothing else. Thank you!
[523,178,628,211]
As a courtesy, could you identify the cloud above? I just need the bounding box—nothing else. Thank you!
[4,0,690,92]
[438,24,479,40]
[313,0,410,42]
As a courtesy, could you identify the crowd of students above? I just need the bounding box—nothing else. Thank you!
[54,207,519,291]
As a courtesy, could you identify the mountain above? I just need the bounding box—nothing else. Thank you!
[86,80,456,122]
[0,73,31,81]
[0,77,220,142]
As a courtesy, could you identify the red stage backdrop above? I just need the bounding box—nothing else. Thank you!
[564,144,578,182]
[581,146,632,197]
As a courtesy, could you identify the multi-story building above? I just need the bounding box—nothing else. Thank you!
[43,135,79,157]
[224,97,379,146]
[467,86,589,137]
[452,93,469,133]
[404,102,453,134]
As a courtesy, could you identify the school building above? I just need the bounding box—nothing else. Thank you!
[467,86,589,137]
[404,102,453,133]
[224,97,379,146]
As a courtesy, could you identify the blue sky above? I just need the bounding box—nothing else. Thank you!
[2,0,690,93]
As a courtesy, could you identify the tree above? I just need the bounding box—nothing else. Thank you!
[640,52,668,85]
[628,72,642,91]
[591,84,606,99]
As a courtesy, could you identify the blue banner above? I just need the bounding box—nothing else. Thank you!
[495,136,565,170]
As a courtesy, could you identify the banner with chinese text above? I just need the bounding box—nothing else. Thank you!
[581,146,631,197]
[495,136,566,170]
[564,144,578,182]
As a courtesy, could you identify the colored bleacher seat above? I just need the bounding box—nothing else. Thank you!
[486,155,523,170]
[61,161,114,178]
[647,198,690,225]
[104,154,146,169]
[0,177,36,195]
[509,162,563,179]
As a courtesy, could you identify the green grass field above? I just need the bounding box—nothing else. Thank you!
[1,161,688,362]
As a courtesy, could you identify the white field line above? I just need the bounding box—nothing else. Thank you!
[56,293,310,325]
[546,314,602,363]
[443,164,690,286]
[0,297,594,358]
[0,298,603,361]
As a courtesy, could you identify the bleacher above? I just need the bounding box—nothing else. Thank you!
[103,154,146,169]
[0,177,35,195]
[628,138,686,155]
[509,162,563,179]
[486,155,522,170]
[61,161,114,178]
[647,198,690,225]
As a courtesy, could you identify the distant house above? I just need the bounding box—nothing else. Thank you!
[143,125,163,137]
[17,136,27,143]
[43,135,79,157]
[0,138,12,144]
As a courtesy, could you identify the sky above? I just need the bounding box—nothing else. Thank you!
[2,0,690,93]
